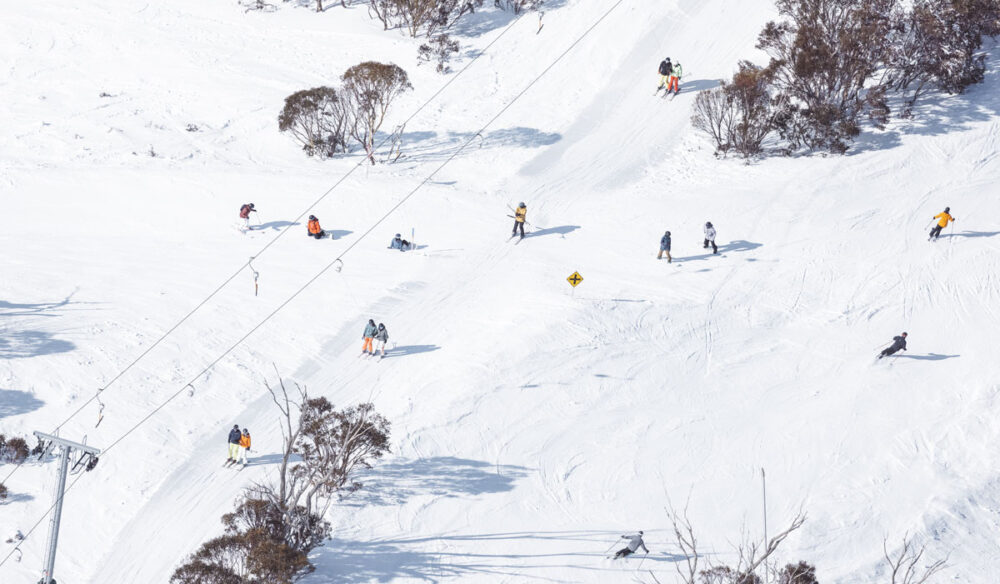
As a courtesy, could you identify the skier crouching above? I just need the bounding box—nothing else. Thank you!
[613,531,649,559]
[878,332,907,359]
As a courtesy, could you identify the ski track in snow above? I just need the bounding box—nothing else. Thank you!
[2,1,1000,583]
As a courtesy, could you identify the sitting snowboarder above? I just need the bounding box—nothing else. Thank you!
[878,332,908,359]
[613,531,649,559]
[389,233,411,251]
[307,215,326,239]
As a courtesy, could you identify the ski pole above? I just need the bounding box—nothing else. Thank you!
[637,551,649,569]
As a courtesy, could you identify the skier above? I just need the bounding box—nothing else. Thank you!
[668,62,683,94]
[226,424,241,465]
[238,429,251,466]
[658,231,672,262]
[657,57,673,92]
[703,221,718,254]
[389,233,411,251]
[307,215,326,239]
[239,203,256,230]
[928,207,955,240]
[375,323,389,357]
[512,202,527,239]
[362,319,378,356]
[877,332,908,359]
[613,531,649,560]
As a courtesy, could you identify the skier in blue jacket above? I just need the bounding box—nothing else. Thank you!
[658,231,672,262]
[226,424,242,465]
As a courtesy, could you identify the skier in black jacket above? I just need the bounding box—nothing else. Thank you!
[226,424,242,465]
[657,58,673,92]
[878,332,908,359]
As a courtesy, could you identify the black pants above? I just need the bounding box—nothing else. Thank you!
[929,225,943,239]
[614,548,633,559]
[879,347,900,359]
[512,220,524,237]
[704,239,717,253]
[311,231,326,239]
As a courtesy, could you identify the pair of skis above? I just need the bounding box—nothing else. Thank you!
[223,459,247,470]
[654,86,681,99]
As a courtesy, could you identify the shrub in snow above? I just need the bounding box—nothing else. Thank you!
[0,482,8,502]
[495,0,544,13]
[342,62,412,164]
[692,62,782,158]
[0,435,30,464]
[369,0,484,36]
[278,86,350,158]
[418,33,461,73]
[778,562,819,584]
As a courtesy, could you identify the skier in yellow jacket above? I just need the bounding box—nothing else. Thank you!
[929,207,955,241]
[511,202,527,239]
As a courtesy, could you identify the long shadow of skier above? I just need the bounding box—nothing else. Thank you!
[894,353,960,361]
[525,225,580,239]
[673,239,763,263]
[257,220,300,231]
[381,344,441,359]
[942,230,1000,239]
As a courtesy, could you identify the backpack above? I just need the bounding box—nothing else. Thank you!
[659,60,671,76]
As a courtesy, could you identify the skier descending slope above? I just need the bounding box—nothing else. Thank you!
[237,429,251,467]
[928,207,956,241]
[362,319,378,356]
[667,61,683,96]
[658,231,672,262]
[224,424,241,466]
[511,202,527,240]
[655,57,673,94]
[703,221,718,254]
[375,323,389,358]
[877,332,908,359]
[239,203,256,230]
[612,531,649,559]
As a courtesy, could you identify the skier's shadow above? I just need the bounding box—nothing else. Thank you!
[673,239,763,263]
[381,344,441,359]
[894,353,960,361]
[257,220,300,231]
[942,230,1000,239]
[526,225,580,238]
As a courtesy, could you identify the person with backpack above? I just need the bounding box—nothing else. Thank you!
[375,323,389,357]
[613,531,650,560]
[239,203,256,230]
[658,231,672,262]
[307,215,326,239]
[877,332,908,359]
[657,58,673,92]
[362,319,378,356]
[237,429,252,466]
[225,424,242,466]
[667,62,683,94]
[512,202,527,239]
[929,207,955,241]
[703,221,718,254]
[389,233,411,251]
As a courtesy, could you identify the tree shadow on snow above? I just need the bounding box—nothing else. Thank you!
[312,529,682,583]
[678,78,723,93]
[342,457,530,508]
[894,353,960,361]
[381,344,440,359]
[672,240,763,264]
[526,225,579,238]
[243,453,293,467]
[0,389,45,419]
[448,1,569,38]
[395,127,562,163]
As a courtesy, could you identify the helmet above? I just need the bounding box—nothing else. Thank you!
[243,428,249,434]
[902,332,908,336]
[665,231,671,236]
[706,221,712,227]
[309,215,317,221]
[248,203,255,209]
[378,323,385,329]
[395,233,401,238]
[233,424,239,429]
[518,202,526,207]
[638,530,644,535]
[369,319,375,325]
[944,207,950,213]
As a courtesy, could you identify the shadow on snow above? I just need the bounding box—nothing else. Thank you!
[0,389,45,419]
[672,240,763,263]
[0,292,88,359]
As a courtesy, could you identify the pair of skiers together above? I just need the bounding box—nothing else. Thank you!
[225,424,251,466]
[657,57,684,94]
[362,319,389,356]
[658,222,716,262]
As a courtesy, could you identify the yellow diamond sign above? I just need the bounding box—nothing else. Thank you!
[566,271,584,288]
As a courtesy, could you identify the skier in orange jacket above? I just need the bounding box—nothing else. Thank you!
[307,215,326,239]
[929,207,955,240]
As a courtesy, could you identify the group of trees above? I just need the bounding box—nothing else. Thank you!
[693,0,1000,157]
[171,373,391,584]
[278,61,412,162]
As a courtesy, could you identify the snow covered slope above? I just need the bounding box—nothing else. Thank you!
[2,0,999,582]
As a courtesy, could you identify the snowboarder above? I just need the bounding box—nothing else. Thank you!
[389,233,411,251]
[237,429,251,466]
[226,424,241,465]
[307,215,326,239]
[613,531,649,559]
[239,203,256,230]
[878,332,908,359]
[512,202,527,239]
[362,319,378,355]
[658,231,672,262]
[928,207,955,240]
[375,323,389,357]
[657,57,673,92]
[703,221,718,254]
[668,62,683,94]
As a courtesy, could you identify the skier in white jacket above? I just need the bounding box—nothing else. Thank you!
[703,221,718,255]
[613,531,649,559]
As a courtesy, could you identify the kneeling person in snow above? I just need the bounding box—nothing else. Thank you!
[614,531,649,559]
[658,231,672,262]
[878,332,908,359]
[307,215,326,239]
[238,429,251,465]
[703,221,717,254]
[375,323,389,356]
[389,234,411,251]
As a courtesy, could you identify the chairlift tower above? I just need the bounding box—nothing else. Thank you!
[32,431,101,584]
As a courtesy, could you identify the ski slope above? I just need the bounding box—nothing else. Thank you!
[2,0,1000,582]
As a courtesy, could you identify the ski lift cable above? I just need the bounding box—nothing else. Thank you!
[0,3,625,567]
[0,6,531,490]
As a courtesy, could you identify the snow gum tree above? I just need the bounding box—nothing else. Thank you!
[342,61,413,164]
[277,87,350,158]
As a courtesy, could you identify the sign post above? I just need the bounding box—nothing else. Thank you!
[566,271,584,297]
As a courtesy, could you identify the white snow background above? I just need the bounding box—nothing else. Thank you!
[2,0,999,582]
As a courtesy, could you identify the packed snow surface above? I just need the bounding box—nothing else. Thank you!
[2,0,999,582]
